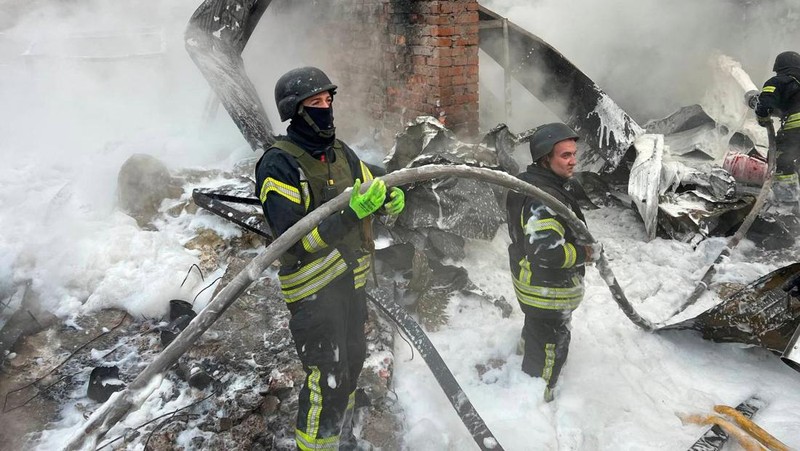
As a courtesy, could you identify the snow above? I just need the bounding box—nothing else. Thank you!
[393,207,800,449]
[1,0,799,449]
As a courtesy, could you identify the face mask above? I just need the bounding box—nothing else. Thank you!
[301,105,335,139]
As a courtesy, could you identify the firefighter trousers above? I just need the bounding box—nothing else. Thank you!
[776,129,800,175]
[287,272,368,451]
[520,307,572,393]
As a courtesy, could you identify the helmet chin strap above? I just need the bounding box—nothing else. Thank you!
[297,105,335,139]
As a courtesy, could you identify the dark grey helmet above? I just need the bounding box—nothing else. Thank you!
[529,123,579,162]
[773,51,800,73]
[274,67,338,122]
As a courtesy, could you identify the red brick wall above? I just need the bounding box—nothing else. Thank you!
[320,0,480,145]
[387,0,480,138]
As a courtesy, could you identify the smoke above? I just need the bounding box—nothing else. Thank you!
[481,0,800,123]
[3,0,796,319]
[0,0,381,322]
[0,0,259,319]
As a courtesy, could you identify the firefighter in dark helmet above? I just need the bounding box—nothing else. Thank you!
[255,67,405,450]
[748,51,800,211]
[506,123,598,402]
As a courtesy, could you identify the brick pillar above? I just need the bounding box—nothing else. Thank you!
[387,0,480,138]
[319,0,480,145]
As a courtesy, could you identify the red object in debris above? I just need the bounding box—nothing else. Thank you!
[723,151,768,185]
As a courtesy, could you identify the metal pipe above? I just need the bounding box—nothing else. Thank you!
[502,18,512,122]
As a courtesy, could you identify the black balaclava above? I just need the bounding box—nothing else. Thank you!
[287,103,336,158]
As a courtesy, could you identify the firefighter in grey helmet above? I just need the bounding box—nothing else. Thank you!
[505,123,599,402]
[747,51,800,213]
[255,67,405,450]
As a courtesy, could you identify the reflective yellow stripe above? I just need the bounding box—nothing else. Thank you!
[296,367,340,451]
[354,273,369,289]
[281,259,348,303]
[301,181,311,212]
[260,177,301,205]
[280,250,343,288]
[360,161,374,182]
[518,258,533,285]
[301,228,328,253]
[353,255,371,289]
[776,173,799,182]
[784,112,800,130]
[279,250,351,303]
[542,343,556,383]
[762,86,776,93]
[562,243,577,268]
[512,276,583,310]
[307,366,323,439]
[346,391,356,410]
[529,217,565,237]
[296,432,339,451]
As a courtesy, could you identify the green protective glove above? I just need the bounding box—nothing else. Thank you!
[384,187,405,216]
[349,178,387,219]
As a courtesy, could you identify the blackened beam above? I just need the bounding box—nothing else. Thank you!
[185,0,276,151]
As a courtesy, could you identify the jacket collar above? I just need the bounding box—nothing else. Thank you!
[525,164,568,185]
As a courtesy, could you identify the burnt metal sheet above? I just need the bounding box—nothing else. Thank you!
[386,117,509,241]
[660,263,800,354]
[628,134,665,240]
[478,5,643,174]
[192,189,272,240]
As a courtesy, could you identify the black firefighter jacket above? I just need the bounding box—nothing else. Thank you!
[506,165,590,313]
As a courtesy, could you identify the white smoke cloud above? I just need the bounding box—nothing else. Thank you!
[0,0,371,319]
[482,0,800,123]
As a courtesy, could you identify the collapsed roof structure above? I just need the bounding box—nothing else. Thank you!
[182,0,800,376]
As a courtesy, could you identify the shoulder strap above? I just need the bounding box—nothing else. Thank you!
[270,139,306,158]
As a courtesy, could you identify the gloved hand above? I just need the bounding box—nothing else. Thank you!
[583,242,603,265]
[349,178,386,219]
[784,274,800,299]
[757,115,772,127]
[384,187,405,216]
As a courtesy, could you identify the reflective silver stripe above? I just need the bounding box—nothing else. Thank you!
[353,255,371,289]
[529,217,565,237]
[280,250,343,288]
[360,161,374,182]
[542,343,556,382]
[297,168,312,212]
[295,367,340,450]
[513,275,583,299]
[282,260,348,303]
[260,177,301,204]
[306,366,323,439]
[301,228,328,253]
[512,276,583,310]
[519,258,533,285]
[784,112,800,130]
[562,243,577,268]
[776,173,799,182]
[296,432,339,451]
[301,182,311,211]
[354,273,369,289]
